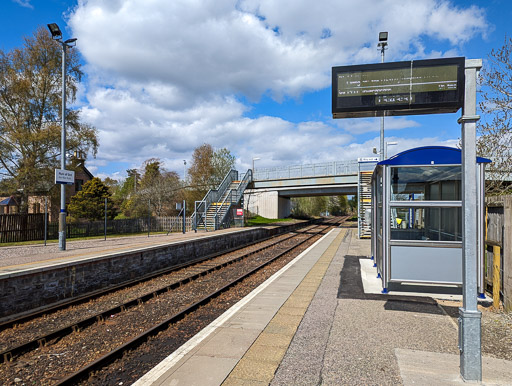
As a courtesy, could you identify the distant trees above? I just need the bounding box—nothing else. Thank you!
[68,177,117,220]
[118,159,182,218]
[478,36,512,194]
[291,195,354,218]
[0,27,98,210]
[291,197,327,218]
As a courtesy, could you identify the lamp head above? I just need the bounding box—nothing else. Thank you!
[47,23,62,40]
[378,31,388,42]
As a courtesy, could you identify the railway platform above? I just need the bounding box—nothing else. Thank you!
[134,227,512,385]
[0,228,249,275]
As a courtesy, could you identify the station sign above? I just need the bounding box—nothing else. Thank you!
[332,57,465,118]
[358,157,379,162]
[236,209,244,217]
[55,169,75,185]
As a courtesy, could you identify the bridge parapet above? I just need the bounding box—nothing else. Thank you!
[254,159,377,181]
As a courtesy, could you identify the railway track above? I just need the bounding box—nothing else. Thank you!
[0,217,345,385]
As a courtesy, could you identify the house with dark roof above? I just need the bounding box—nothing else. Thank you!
[27,152,94,221]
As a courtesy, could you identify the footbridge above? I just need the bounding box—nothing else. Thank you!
[244,159,378,233]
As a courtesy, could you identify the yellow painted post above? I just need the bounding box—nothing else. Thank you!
[493,245,501,309]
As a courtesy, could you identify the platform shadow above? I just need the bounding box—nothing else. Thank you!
[337,255,446,316]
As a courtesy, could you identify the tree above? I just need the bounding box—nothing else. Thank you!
[478,36,512,195]
[186,144,236,206]
[291,196,328,218]
[0,27,98,210]
[187,144,214,193]
[211,147,236,186]
[119,159,182,218]
[138,158,181,217]
[327,195,349,215]
[68,177,117,220]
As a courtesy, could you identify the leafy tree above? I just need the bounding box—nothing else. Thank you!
[186,144,236,206]
[187,144,215,193]
[348,195,358,214]
[0,27,98,210]
[68,177,117,220]
[119,159,182,218]
[211,147,236,186]
[103,177,121,196]
[291,196,328,218]
[138,158,181,217]
[478,36,512,194]
[327,195,349,215]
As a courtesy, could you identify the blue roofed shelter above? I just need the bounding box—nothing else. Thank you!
[0,196,19,214]
[371,146,491,293]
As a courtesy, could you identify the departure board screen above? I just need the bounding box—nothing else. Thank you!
[332,57,465,118]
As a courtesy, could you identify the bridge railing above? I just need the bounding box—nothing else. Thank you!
[253,160,361,181]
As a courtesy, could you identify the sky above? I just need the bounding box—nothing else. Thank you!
[1,0,511,181]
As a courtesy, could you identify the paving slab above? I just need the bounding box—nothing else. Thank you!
[396,348,512,386]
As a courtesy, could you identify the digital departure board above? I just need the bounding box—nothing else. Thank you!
[332,57,465,118]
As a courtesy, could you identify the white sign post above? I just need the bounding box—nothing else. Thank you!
[55,169,75,185]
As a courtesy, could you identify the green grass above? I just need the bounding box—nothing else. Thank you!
[245,215,294,226]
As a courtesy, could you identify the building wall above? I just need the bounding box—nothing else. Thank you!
[26,163,93,222]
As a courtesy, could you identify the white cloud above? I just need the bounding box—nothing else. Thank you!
[67,0,488,177]
[13,0,32,9]
[336,117,421,135]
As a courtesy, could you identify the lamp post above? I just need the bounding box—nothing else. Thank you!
[378,32,388,161]
[183,160,187,181]
[385,141,398,159]
[47,23,77,251]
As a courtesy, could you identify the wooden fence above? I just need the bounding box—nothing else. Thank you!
[0,215,193,243]
[0,214,47,243]
[486,195,512,311]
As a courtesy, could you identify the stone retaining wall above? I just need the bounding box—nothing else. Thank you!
[0,222,310,321]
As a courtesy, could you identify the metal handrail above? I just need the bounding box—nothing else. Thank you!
[212,169,253,229]
[214,188,235,228]
[253,160,360,180]
[193,169,253,231]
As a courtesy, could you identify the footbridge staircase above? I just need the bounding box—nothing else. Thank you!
[192,169,252,231]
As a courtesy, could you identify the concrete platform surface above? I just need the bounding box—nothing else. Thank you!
[133,227,512,385]
[396,349,512,385]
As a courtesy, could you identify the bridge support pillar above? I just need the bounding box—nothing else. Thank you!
[244,190,291,219]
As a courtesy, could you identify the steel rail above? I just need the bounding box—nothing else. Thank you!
[0,222,327,363]
[0,221,319,331]
[55,220,341,385]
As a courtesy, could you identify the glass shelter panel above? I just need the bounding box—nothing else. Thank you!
[390,166,461,201]
[390,207,462,241]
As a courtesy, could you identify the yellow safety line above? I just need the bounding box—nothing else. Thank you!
[223,228,347,385]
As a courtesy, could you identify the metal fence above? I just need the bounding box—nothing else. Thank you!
[253,160,360,180]
[0,215,192,243]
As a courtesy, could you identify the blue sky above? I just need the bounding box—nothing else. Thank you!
[1,0,511,180]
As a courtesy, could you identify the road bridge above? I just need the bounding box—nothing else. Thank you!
[244,159,377,227]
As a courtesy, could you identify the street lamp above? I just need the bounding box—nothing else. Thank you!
[385,141,398,159]
[183,160,187,181]
[47,23,77,251]
[378,31,388,161]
